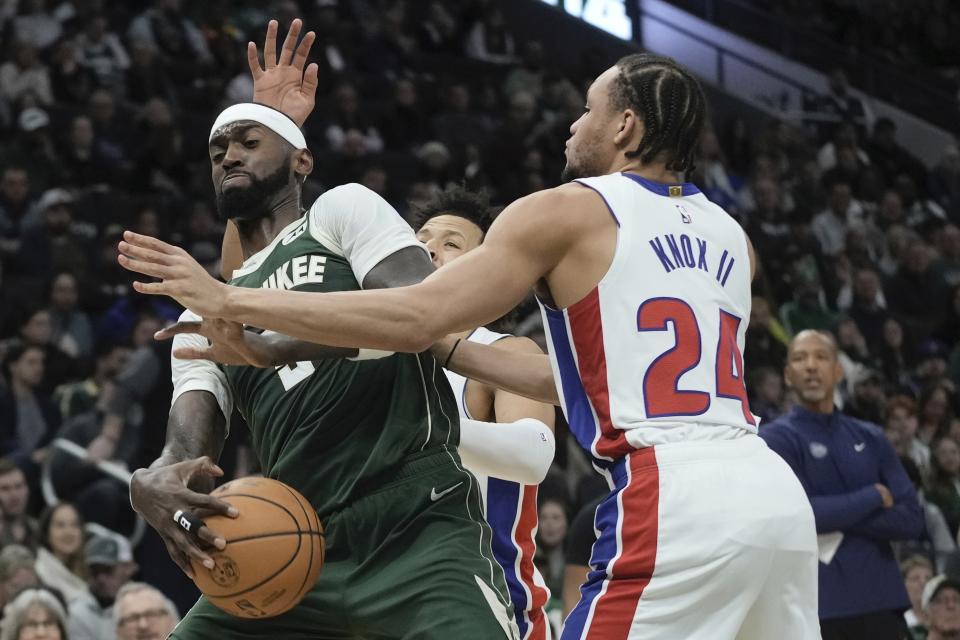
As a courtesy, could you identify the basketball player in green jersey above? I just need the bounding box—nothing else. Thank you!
[128,20,517,639]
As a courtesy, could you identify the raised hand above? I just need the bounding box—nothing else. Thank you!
[248,18,318,127]
[118,231,228,319]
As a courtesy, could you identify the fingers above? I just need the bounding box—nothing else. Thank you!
[122,230,181,255]
[189,492,239,519]
[264,19,278,68]
[118,239,175,266]
[117,254,170,280]
[161,534,196,579]
[173,528,216,571]
[291,30,316,71]
[303,63,319,97]
[278,18,302,66]
[195,523,227,551]
[246,41,263,79]
[155,321,206,340]
[131,281,167,296]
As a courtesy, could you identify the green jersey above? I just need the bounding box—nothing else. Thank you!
[171,184,458,519]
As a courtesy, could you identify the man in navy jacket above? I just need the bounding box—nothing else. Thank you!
[760,329,924,640]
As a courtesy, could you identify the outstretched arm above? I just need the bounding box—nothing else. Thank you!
[436,336,559,406]
[119,187,580,353]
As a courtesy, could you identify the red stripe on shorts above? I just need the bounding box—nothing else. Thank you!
[586,447,660,639]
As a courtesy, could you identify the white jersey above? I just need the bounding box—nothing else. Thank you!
[444,327,552,640]
[540,173,758,462]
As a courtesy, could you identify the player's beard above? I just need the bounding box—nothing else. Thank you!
[216,164,292,222]
[561,137,606,182]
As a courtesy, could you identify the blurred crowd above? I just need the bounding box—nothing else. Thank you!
[0,0,958,637]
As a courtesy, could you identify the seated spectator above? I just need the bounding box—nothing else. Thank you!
[780,279,836,335]
[11,0,63,51]
[928,438,960,538]
[126,0,212,69]
[813,72,871,146]
[896,173,948,233]
[878,318,917,390]
[898,457,955,571]
[562,495,602,620]
[0,546,40,613]
[902,555,934,634]
[866,117,927,188]
[0,41,53,106]
[535,496,569,601]
[844,367,886,425]
[0,458,38,549]
[760,330,923,637]
[504,41,546,100]
[416,2,459,54]
[876,189,908,231]
[113,582,179,640]
[48,37,96,106]
[6,308,77,393]
[464,6,516,64]
[74,13,130,92]
[53,342,129,422]
[0,167,34,256]
[47,272,93,360]
[0,588,68,640]
[324,83,383,157]
[921,575,960,640]
[919,384,957,446]
[886,240,949,343]
[840,267,887,345]
[377,79,430,151]
[60,114,117,189]
[15,188,94,284]
[34,503,88,606]
[750,366,788,425]
[68,531,138,640]
[0,342,59,469]
[886,395,931,477]
[812,181,866,257]
[936,226,960,290]
[745,296,789,370]
[914,340,952,392]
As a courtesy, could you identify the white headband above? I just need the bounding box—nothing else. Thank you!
[209,103,307,149]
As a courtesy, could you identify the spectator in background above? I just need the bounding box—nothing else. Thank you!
[48,37,95,106]
[0,459,38,549]
[15,189,93,283]
[866,118,926,188]
[902,555,934,635]
[68,532,138,640]
[898,457,955,571]
[60,114,116,189]
[8,308,76,393]
[745,296,789,370]
[47,272,93,361]
[75,13,131,92]
[377,79,430,151]
[760,330,923,639]
[562,495,602,621]
[815,69,871,142]
[34,503,88,606]
[918,384,956,446]
[0,587,68,640]
[878,317,916,390]
[324,83,383,157]
[465,6,516,64]
[53,342,129,423]
[841,267,887,345]
[0,343,59,470]
[113,582,179,640]
[535,496,568,603]
[2,109,62,194]
[885,395,931,477]
[504,41,545,100]
[0,41,53,107]
[887,240,949,343]
[927,438,960,538]
[936,226,960,290]
[0,546,40,614]
[844,368,886,425]
[0,167,32,257]
[921,575,960,640]
[897,174,947,233]
[126,0,212,70]
[11,0,62,51]
[416,2,459,54]
[750,366,788,424]
[812,181,865,257]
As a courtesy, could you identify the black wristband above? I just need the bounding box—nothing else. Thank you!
[443,338,463,369]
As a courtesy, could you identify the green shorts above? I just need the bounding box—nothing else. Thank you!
[169,446,518,639]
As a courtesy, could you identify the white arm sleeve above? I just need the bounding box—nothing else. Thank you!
[170,310,234,431]
[308,182,429,286]
[458,418,555,485]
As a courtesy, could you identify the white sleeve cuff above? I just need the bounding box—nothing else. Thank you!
[458,418,555,485]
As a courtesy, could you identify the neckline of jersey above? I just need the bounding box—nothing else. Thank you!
[231,213,308,279]
[621,172,701,196]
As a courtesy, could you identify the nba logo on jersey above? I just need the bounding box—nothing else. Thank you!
[676,204,692,224]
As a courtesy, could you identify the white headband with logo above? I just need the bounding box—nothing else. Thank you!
[209,103,307,149]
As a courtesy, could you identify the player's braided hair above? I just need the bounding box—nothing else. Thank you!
[610,53,707,175]
[412,185,496,237]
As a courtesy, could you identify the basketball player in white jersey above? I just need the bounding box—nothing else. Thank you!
[120,52,820,639]
[414,186,556,640]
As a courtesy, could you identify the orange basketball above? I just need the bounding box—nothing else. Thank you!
[190,477,324,618]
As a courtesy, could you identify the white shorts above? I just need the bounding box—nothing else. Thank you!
[562,434,819,640]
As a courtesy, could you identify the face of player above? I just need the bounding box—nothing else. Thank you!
[16,604,61,640]
[47,504,82,559]
[0,468,29,517]
[783,332,843,412]
[562,65,624,182]
[416,215,484,268]
[208,122,301,223]
[116,590,176,640]
[929,587,960,635]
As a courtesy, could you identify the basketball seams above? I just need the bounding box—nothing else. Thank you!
[212,492,302,538]
[278,482,320,613]
[203,533,304,599]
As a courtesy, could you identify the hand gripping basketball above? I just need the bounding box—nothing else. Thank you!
[130,457,238,579]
